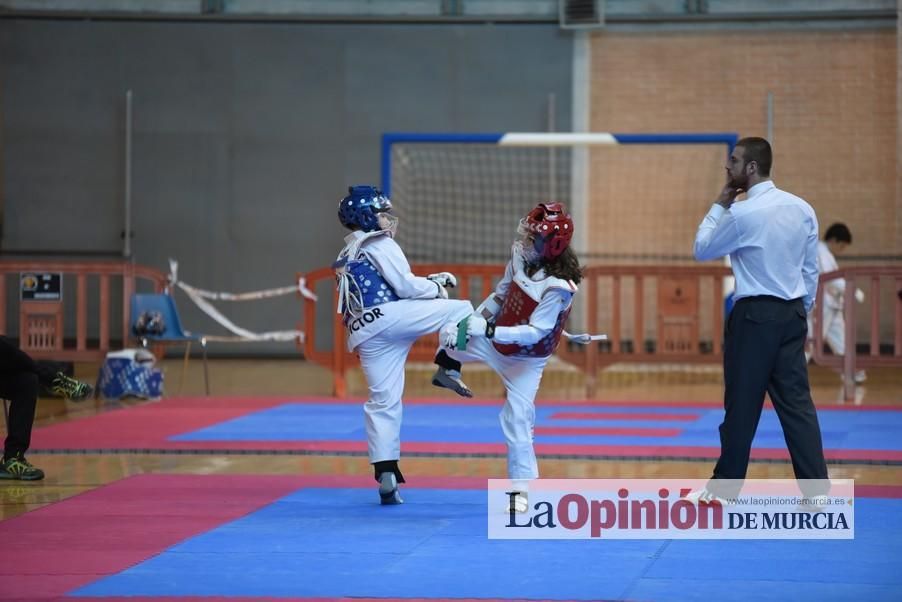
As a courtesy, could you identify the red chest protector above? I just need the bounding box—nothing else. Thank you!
[493,279,572,358]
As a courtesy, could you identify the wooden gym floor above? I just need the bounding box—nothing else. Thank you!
[2,358,900,522]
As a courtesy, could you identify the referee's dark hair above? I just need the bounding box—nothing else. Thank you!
[824,223,852,244]
[736,137,772,177]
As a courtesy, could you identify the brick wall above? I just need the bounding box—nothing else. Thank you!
[583,26,898,345]
[587,28,898,260]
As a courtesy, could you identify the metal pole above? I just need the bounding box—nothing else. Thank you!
[124,89,133,259]
[571,31,590,334]
[766,91,774,148]
[548,92,556,200]
[842,281,856,402]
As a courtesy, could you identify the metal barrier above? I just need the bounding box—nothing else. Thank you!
[0,261,168,361]
[561,264,732,396]
[812,266,902,402]
[299,263,733,397]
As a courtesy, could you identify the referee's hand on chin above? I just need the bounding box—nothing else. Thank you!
[716,183,742,209]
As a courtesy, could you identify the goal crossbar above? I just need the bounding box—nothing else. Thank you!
[381,131,738,196]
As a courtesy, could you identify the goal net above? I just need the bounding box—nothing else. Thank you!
[383,132,735,265]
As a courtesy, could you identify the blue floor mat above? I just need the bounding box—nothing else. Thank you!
[169,402,902,452]
[70,489,902,601]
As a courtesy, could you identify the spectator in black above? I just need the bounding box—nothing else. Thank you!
[0,335,92,480]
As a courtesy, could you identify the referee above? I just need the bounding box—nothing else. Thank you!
[692,137,828,500]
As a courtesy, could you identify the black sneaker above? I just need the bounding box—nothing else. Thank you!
[0,453,45,481]
[50,372,93,401]
[431,368,473,398]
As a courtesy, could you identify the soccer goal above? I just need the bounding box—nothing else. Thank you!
[381,132,737,265]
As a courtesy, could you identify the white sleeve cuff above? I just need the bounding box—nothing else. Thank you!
[707,203,726,220]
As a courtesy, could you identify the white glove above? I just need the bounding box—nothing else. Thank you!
[440,321,461,349]
[427,272,457,289]
[855,288,865,303]
[466,315,489,338]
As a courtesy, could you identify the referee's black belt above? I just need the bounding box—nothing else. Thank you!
[734,295,802,305]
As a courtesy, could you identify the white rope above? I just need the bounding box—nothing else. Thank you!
[335,265,366,320]
[167,258,308,343]
[168,258,317,301]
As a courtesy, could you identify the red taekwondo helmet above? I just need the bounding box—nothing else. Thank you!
[520,202,574,261]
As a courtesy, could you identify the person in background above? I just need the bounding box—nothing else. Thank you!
[807,222,866,384]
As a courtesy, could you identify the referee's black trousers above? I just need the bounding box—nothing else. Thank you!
[712,296,828,495]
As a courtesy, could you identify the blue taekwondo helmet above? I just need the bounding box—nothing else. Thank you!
[338,185,393,232]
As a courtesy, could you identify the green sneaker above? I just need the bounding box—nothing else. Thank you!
[50,372,93,401]
[0,454,45,481]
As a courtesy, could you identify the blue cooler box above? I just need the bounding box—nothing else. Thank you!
[97,348,164,400]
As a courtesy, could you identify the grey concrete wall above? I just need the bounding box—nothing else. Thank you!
[0,18,573,355]
[0,0,892,17]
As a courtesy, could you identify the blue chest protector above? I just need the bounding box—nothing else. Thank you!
[335,256,400,320]
[347,258,400,306]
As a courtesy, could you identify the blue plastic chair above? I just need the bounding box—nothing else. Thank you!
[129,293,209,395]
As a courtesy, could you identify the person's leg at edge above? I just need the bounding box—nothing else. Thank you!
[0,372,44,480]
[0,336,92,400]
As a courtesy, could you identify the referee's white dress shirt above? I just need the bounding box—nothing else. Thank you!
[693,180,820,313]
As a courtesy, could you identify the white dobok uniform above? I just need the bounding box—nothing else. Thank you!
[808,241,866,356]
[807,241,865,381]
[443,244,577,485]
[335,229,472,465]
